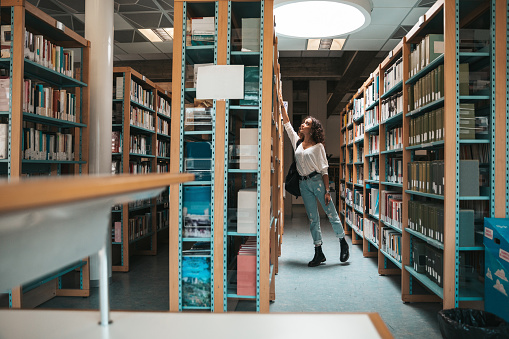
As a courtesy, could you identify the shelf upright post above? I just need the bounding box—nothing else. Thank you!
[495,0,508,217]
[169,0,185,312]
[213,0,229,313]
[221,0,232,313]
[259,0,274,313]
[9,4,24,180]
[442,0,460,309]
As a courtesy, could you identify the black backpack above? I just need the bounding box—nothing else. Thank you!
[285,140,303,197]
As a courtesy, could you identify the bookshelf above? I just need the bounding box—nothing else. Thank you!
[170,0,279,313]
[0,1,90,307]
[339,0,507,309]
[111,67,163,272]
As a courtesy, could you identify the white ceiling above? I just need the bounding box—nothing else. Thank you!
[29,0,435,60]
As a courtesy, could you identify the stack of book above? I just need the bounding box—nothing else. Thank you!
[237,237,256,296]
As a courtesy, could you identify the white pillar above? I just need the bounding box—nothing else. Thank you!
[85,0,114,285]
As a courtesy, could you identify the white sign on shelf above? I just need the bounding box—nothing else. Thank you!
[196,65,244,100]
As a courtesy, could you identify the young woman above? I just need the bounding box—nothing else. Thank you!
[281,103,349,266]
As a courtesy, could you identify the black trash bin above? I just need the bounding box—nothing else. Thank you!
[437,308,509,339]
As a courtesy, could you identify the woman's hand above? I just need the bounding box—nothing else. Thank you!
[325,192,331,205]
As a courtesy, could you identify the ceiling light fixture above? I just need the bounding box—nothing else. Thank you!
[274,0,371,39]
[307,38,346,50]
[139,28,174,42]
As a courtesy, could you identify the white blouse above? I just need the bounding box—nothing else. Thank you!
[284,122,328,176]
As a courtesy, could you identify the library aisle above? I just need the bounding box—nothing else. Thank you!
[268,206,442,339]
[36,206,442,338]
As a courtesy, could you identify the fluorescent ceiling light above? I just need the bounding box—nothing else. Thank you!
[139,28,174,42]
[274,0,371,39]
[307,38,346,50]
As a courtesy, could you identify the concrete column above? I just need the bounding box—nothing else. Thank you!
[85,0,114,285]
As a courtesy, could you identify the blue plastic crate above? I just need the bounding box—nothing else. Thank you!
[183,186,211,216]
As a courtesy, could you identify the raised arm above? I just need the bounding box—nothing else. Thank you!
[279,91,290,124]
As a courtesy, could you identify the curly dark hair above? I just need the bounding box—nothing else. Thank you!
[299,116,325,144]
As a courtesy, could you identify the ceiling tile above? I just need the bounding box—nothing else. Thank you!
[374,0,419,7]
[343,39,387,51]
[159,14,173,27]
[114,30,135,43]
[140,53,168,60]
[370,8,410,25]
[55,0,85,13]
[277,37,307,51]
[157,0,174,11]
[114,13,134,30]
[36,0,67,15]
[114,45,128,55]
[348,25,398,40]
[118,4,159,12]
[116,54,144,61]
[279,51,302,57]
[74,14,85,22]
[122,13,162,29]
[380,39,401,51]
[152,41,173,53]
[133,31,148,42]
[401,7,429,25]
[116,42,161,54]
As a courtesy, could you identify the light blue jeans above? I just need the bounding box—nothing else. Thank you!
[299,175,345,246]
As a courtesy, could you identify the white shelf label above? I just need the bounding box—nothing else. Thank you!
[56,21,65,32]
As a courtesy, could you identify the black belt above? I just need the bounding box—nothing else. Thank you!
[300,171,320,181]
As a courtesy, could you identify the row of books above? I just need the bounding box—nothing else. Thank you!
[112,209,168,242]
[365,105,380,131]
[112,131,122,153]
[130,106,155,131]
[22,127,74,161]
[343,110,353,127]
[129,160,151,174]
[369,158,380,181]
[367,188,379,216]
[127,213,152,241]
[237,237,257,296]
[386,157,403,184]
[353,190,364,212]
[356,144,364,163]
[157,140,170,158]
[353,97,364,121]
[383,57,403,93]
[356,168,364,185]
[364,218,379,246]
[381,226,402,263]
[0,121,7,159]
[380,190,402,230]
[412,240,443,288]
[347,129,353,144]
[1,26,76,79]
[157,162,169,173]
[380,92,403,122]
[408,201,444,244]
[365,75,379,108]
[407,160,444,195]
[460,144,490,164]
[409,107,444,146]
[157,118,169,136]
[353,213,364,233]
[409,34,444,78]
[340,183,345,198]
[157,96,171,117]
[345,187,353,205]
[368,134,380,154]
[21,79,77,121]
[114,77,155,110]
[407,64,444,112]
[354,122,364,140]
[129,135,151,155]
[386,126,403,151]
[458,103,489,140]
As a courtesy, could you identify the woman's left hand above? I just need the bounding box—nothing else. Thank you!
[325,192,331,205]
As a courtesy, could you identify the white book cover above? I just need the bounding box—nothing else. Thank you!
[0,123,8,159]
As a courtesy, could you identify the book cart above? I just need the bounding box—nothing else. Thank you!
[111,67,171,272]
[0,1,90,307]
[339,0,509,309]
[170,0,281,313]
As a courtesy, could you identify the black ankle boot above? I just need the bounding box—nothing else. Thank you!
[340,238,350,262]
[308,246,326,267]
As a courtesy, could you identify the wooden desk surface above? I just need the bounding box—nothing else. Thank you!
[0,310,393,339]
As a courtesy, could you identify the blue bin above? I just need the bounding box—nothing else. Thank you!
[183,186,211,216]
[484,218,509,322]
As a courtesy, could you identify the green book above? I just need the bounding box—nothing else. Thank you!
[459,63,470,95]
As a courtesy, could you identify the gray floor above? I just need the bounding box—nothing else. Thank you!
[36,207,443,339]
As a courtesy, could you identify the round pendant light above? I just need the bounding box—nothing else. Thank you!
[274,0,372,39]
